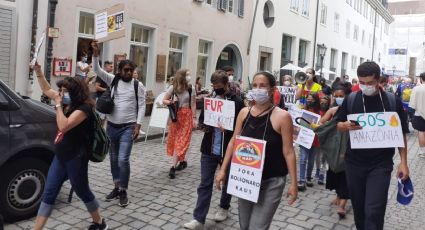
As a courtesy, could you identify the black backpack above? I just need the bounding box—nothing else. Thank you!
[96,76,139,114]
[347,91,396,114]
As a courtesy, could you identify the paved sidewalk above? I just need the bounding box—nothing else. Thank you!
[4,129,424,230]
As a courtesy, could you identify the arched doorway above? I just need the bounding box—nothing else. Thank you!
[216,44,243,81]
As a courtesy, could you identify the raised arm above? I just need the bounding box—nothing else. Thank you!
[91,40,114,86]
[33,63,58,100]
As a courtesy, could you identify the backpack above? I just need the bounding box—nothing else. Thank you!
[347,91,396,114]
[402,87,412,102]
[87,110,110,162]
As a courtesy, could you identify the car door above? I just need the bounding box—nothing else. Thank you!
[0,86,10,156]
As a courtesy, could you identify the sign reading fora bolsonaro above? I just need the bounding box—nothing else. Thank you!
[347,112,405,149]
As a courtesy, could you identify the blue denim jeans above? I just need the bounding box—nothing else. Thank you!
[193,154,232,224]
[299,146,318,182]
[107,123,135,189]
[38,156,99,217]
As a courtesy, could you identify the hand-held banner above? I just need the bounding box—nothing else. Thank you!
[227,136,266,203]
[95,4,125,42]
[276,86,297,105]
[347,112,405,149]
[203,98,235,131]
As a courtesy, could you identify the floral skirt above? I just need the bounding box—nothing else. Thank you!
[167,107,193,161]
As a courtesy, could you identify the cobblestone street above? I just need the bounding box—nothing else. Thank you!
[5,128,425,230]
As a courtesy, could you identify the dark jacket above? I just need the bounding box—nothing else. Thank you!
[198,91,245,158]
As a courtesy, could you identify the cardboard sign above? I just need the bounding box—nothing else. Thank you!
[148,92,169,129]
[277,86,297,105]
[203,98,235,131]
[288,106,321,149]
[95,4,125,42]
[53,58,72,76]
[347,112,405,149]
[227,136,266,203]
[30,31,45,66]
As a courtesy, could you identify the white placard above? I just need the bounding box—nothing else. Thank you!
[148,92,169,129]
[95,12,108,39]
[227,136,266,203]
[277,86,298,105]
[347,112,405,149]
[30,31,45,66]
[203,98,235,131]
[287,106,321,149]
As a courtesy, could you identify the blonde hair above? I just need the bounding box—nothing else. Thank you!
[173,69,189,94]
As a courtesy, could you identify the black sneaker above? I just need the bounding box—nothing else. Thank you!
[306,178,314,187]
[119,190,129,207]
[175,161,187,171]
[88,218,108,230]
[169,167,176,179]
[105,188,119,201]
[297,182,306,192]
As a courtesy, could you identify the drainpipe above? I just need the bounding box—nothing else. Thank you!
[27,0,38,97]
[41,0,58,104]
[312,0,320,68]
[247,0,259,55]
[371,7,377,61]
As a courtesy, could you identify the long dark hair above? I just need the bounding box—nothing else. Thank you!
[56,77,94,113]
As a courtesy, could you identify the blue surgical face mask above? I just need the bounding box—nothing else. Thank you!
[62,92,71,105]
[335,97,344,106]
[250,88,270,104]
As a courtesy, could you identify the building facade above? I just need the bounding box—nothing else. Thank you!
[4,0,252,99]
[249,0,393,83]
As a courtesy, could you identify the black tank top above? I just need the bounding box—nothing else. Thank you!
[240,107,288,180]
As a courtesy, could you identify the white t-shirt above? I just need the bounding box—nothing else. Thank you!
[76,61,89,77]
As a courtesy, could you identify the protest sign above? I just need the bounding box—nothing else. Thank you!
[277,86,297,106]
[203,98,235,131]
[347,112,405,149]
[288,106,321,149]
[95,4,125,42]
[30,31,45,66]
[53,58,72,76]
[227,136,266,203]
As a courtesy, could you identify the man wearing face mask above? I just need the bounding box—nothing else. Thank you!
[296,68,322,109]
[336,62,409,230]
[184,70,244,229]
[222,66,241,97]
[76,52,91,80]
[91,40,146,207]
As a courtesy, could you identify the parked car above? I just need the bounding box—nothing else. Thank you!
[0,80,56,222]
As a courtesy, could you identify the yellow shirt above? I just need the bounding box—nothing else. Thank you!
[298,83,322,108]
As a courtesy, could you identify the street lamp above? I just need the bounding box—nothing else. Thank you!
[318,43,327,81]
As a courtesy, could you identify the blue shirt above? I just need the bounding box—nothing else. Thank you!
[212,128,222,156]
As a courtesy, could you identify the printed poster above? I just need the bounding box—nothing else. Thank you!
[347,112,405,149]
[227,136,266,203]
[95,4,125,42]
[203,98,235,131]
[277,86,298,106]
[287,106,321,149]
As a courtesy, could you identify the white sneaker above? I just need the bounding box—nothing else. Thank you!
[214,207,229,222]
[183,219,203,229]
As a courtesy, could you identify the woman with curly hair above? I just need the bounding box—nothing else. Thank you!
[163,69,197,179]
[32,63,107,230]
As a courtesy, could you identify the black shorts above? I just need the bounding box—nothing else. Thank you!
[412,116,425,132]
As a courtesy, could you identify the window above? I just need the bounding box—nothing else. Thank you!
[368,33,372,47]
[384,22,389,35]
[346,20,351,39]
[320,3,327,25]
[298,40,308,66]
[206,0,212,4]
[346,0,352,6]
[364,2,368,18]
[290,0,299,12]
[130,25,151,85]
[370,7,374,24]
[361,30,365,44]
[334,13,340,33]
[263,1,275,27]
[353,25,359,41]
[341,52,348,75]
[351,56,357,69]
[197,40,211,86]
[168,34,186,79]
[330,49,337,69]
[301,0,310,17]
[79,12,94,35]
[238,0,245,17]
[359,0,363,14]
[228,0,234,12]
[360,57,365,64]
[281,35,292,66]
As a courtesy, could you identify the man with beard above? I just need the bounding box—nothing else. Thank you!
[91,40,146,207]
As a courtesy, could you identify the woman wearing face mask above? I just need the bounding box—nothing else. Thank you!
[296,68,322,109]
[297,93,321,191]
[163,69,197,179]
[31,63,107,230]
[215,71,298,230]
[76,52,91,80]
[318,84,351,219]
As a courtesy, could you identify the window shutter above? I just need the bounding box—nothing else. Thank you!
[217,0,227,11]
[238,0,244,17]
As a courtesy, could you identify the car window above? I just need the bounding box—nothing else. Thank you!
[0,86,10,108]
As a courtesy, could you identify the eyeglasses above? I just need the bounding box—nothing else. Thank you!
[122,68,134,72]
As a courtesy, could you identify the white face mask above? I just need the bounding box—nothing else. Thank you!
[228,75,234,82]
[250,88,270,104]
[284,80,291,86]
[359,84,377,96]
[186,75,191,82]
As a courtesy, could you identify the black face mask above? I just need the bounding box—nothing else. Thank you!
[320,103,329,111]
[214,88,226,96]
